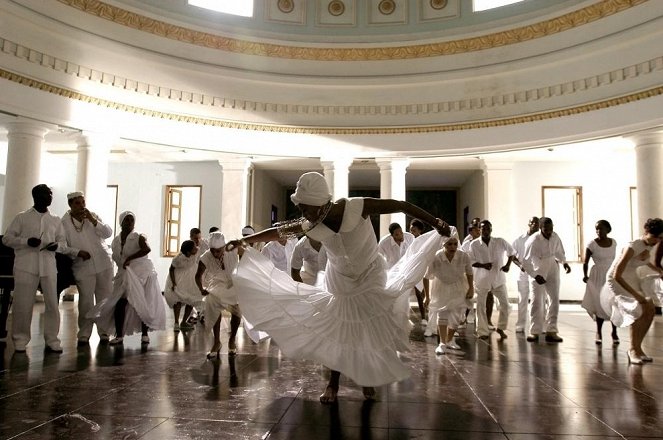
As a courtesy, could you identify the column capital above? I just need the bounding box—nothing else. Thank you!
[375,158,410,172]
[628,130,663,147]
[77,131,117,149]
[218,157,253,173]
[320,157,353,171]
[5,117,57,138]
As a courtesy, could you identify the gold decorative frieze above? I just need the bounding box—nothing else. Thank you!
[56,0,648,61]
[1,67,661,135]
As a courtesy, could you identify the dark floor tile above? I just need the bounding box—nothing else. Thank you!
[12,413,167,439]
[492,405,619,436]
[507,435,625,439]
[389,430,509,440]
[0,409,54,438]
[280,399,389,428]
[267,422,389,440]
[387,401,501,432]
[139,418,273,440]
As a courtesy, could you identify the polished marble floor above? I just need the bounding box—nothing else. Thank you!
[1,301,663,439]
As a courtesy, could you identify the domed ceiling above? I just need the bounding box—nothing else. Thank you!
[0,0,661,159]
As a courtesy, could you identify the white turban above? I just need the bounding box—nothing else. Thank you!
[241,226,255,236]
[67,191,84,200]
[118,211,135,224]
[209,231,226,249]
[290,172,332,206]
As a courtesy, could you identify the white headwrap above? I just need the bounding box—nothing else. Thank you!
[209,231,226,249]
[241,226,255,236]
[290,172,332,206]
[67,191,84,200]
[118,211,135,225]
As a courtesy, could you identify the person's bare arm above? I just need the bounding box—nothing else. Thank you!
[613,247,647,303]
[362,198,450,236]
[582,248,593,283]
[123,235,150,268]
[291,268,303,283]
[227,227,300,250]
[195,261,208,295]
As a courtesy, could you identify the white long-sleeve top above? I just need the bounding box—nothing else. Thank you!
[2,207,66,277]
[523,231,567,278]
[261,239,297,273]
[469,236,516,289]
[426,249,473,284]
[512,232,535,280]
[61,211,113,277]
[377,232,415,269]
[290,236,328,276]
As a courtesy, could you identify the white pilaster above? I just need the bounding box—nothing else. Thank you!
[631,131,663,228]
[482,160,515,241]
[376,158,410,238]
[321,157,353,200]
[219,158,252,239]
[76,131,114,212]
[2,118,55,230]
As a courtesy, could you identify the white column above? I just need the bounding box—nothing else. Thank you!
[2,118,55,230]
[482,160,515,241]
[76,131,114,212]
[321,157,353,200]
[376,158,410,238]
[631,131,663,227]
[219,158,252,238]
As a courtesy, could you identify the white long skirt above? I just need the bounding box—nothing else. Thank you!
[232,230,445,387]
[88,258,167,336]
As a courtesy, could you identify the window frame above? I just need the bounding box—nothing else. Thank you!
[541,185,584,262]
[163,185,202,257]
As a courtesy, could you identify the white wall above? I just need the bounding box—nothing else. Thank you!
[250,169,287,231]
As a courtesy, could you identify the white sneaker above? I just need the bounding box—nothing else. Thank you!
[467,313,475,324]
[457,323,467,329]
[141,335,150,344]
[420,319,428,327]
[447,341,461,350]
[515,327,525,334]
[434,343,446,355]
[423,328,433,337]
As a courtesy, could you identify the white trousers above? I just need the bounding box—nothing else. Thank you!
[12,270,60,350]
[529,264,560,335]
[516,276,531,330]
[74,268,113,339]
[475,284,510,337]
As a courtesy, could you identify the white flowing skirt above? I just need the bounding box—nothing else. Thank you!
[164,265,203,310]
[581,263,611,320]
[88,258,167,336]
[232,230,446,387]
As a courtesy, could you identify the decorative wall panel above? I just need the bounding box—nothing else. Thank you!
[265,0,306,25]
[317,0,356,26]
[419,0,459,22]
[368,0,407,25]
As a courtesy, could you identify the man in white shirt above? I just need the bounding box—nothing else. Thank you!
[460,223,481,326]
[511,216,540,333]
[378,223,415,269]
[2,184,66,353]
[290,236,327,285]
[61,192,114,346]
[190,227,209,261]
[523,217,571,343]
[469,220,516,339]
[262,236,296,273]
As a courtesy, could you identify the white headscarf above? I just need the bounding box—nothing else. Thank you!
[241,226,255,236]
[119,211,135,225]
[290,172,332,207]
[209,231,226,249]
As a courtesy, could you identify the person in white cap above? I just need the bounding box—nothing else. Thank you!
[2,184,66,353]
[226,171,453,403]
[61,191,114,346]
[195,231,243,359]
[88,211,166,345]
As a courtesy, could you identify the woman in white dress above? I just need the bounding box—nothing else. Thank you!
[425,237,473,355]
[581,220,618,345]
[226,172,452,403]
[600,218,663,364]
[164,240,201,331]
[89,211,166,345]
[195,232,242,359]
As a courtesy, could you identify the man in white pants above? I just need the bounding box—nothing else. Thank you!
[2,184,66,353]
[511,216,539,333]
[61,192,114,346]
[469,220,516,340]
[523,217,571,343]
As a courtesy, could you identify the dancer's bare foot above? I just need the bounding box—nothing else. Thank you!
[362,387,376,400]
[319,386,338,404]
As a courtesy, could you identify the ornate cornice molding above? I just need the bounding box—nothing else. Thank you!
[56,0,648,61]
[2,67,662,134]
[1,37,661,122]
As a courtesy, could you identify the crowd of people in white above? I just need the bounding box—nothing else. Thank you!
[2,177,663,403]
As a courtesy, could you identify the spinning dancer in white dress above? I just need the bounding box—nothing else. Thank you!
[164,240,201,331]
[600,218,663,364]
[580,220,618,345]
[226,172,452,403]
